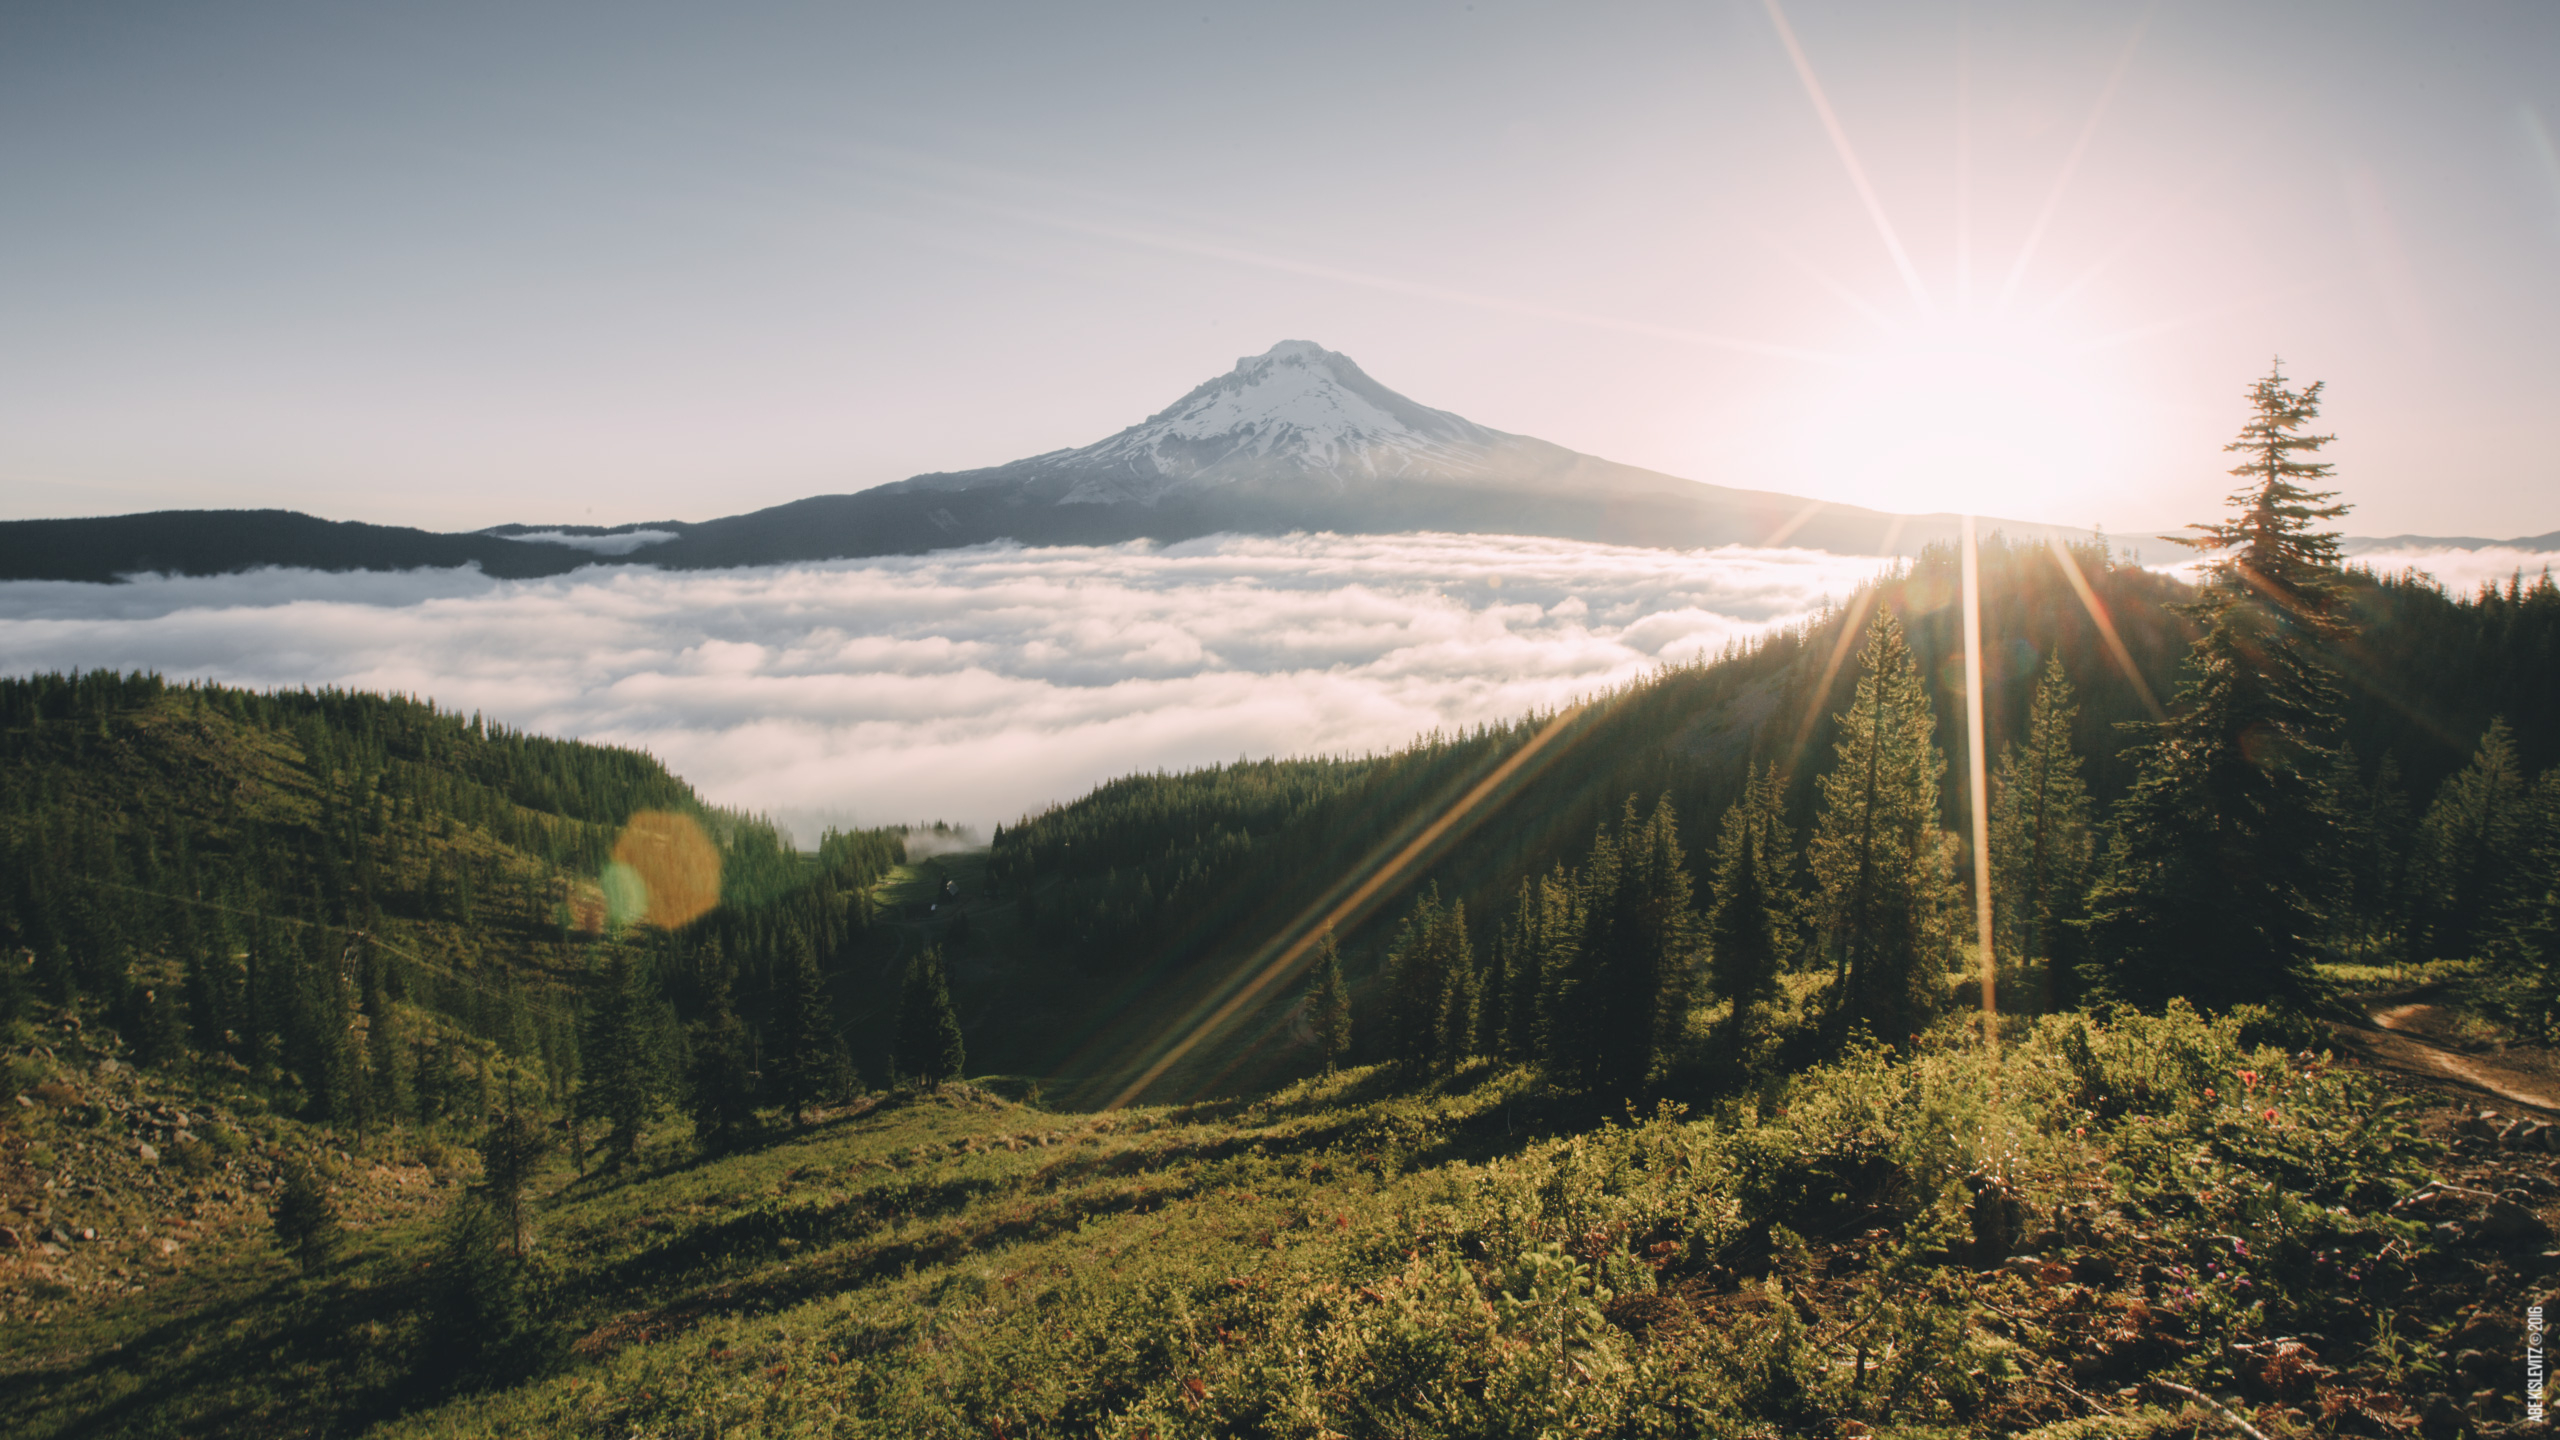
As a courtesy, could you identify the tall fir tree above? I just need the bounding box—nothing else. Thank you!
[1381,889,1475,1074]
[2332,747,2414,964]
[1807,613,1958,1045]
[575,952,658,1168]
[2411,717,2531,960]
[683,944,758,1153]
[2086,364,2352,1009]
[2489,770,2560,1034]
[1594,795,1701,1097]
[1522,865,1579,1063]
[892,946,965,1091]
[268,1155,341,1272]
[775,929,853,1116]
[1988,656,2095,998]
[475,1103,554,1259]
[1542,828,1620,1082]
[1706,764,1797,1063]
[1303,930,1353,1072]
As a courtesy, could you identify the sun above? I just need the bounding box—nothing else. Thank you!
[1786,313,2137,524]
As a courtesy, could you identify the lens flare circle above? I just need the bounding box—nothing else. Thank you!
[606,810,722,929]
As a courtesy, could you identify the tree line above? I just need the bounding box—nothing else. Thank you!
[1269,363,2560,1098]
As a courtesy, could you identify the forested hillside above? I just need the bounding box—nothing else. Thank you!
[0,673,904,1139]
[984,527,2560,1104]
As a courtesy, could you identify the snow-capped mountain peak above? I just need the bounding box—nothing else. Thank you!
[896,341,1523,506]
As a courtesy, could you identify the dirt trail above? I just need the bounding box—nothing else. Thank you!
[2356,1002,2560,1112]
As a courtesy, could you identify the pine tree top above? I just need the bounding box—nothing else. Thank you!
[2175,360,2351,623]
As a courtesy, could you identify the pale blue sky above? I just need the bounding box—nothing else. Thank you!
[4,1,2556,537]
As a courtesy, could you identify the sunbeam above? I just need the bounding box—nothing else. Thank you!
[1105,702,1594,1108]
[1994,2,2158,312]
[1761,0,1935,316]
[2046,533,2166,720]
[1961,515,1998,1059]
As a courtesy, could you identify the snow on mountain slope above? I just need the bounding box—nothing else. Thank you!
[891,340,1537,505]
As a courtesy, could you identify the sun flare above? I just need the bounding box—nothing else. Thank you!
[1787,315,2134,523]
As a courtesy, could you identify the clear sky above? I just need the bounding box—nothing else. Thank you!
[4,1,2555,538]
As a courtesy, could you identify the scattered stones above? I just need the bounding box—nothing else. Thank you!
[2479,1199,2551,1244]
[136,1143,160,1164]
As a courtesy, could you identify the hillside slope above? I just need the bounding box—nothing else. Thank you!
[2,995,2525,1439]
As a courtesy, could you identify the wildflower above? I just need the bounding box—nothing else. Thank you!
[2264,1108,2279,1123]
[2232,1238,2249,1257]
[2203,1087,2217,1101]
[2238,1070,2258,1090]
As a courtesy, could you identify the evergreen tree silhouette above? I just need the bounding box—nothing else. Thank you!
[1989,656,2094,1000]
[2413,717,2530,959]
[475,1102,553,1259]
[2086,363,2352,1008]
[683,942,757,1152]
[775,930,851,1117]
[1808,613,1957,1044]
[893,946,964,1090]
[1596,795,1701,1097]
[1303,930,1353,1072]
[1382,890,1474,1074]
[1707,765,1797,1065]
[576,952,657,1168]
[268,1155,341,1272]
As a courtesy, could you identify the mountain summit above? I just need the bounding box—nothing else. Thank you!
[1,342,2088,581]
[889,340,1511,506]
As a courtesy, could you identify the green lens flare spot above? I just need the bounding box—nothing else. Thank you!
[601,861,649,929]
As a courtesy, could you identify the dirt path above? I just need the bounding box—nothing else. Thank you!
[2349,1002,2560,1112]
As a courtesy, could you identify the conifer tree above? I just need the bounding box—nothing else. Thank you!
[428,1195,542,1383]
[2490,771,2560,1034]
[1988,656,2094,991]
[2181,361,2352,632]
[2086,364,2351,1008]
[575,953,658,1168]
[1474,919,1511,1060]
[1707,764,1797,1060]
[1523,865,1579,1062]
[2412,717,2530,960]
[776,930,855,1115]
[1303,930,1353,1072]
[1382,890,1475,1073]
[268,1155,341,1272]
[2324,747,2415,964]
[683,948,757,1152]
[476,1103,554,1259]
[892,946,965,1092]
[1595,795,1702,1097]
[1808,613,1958,1044]
[1543,828,1620,1081]
[362,948,410,1124]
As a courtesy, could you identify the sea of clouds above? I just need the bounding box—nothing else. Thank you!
[2,532,2546,838]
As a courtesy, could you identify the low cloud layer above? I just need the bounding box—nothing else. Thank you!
[0,534,1893,832]
[2,533,2543,836]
